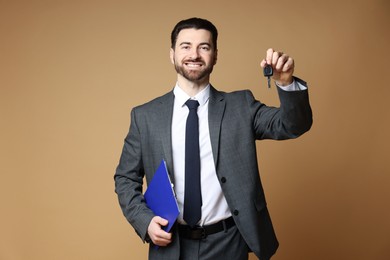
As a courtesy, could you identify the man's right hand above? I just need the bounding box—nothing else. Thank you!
[147,216,172,246]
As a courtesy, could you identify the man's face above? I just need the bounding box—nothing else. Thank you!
[170,28,217,83]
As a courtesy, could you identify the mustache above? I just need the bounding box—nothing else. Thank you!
[184,58,204,63]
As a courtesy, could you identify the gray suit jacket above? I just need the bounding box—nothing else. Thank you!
[115,81,312,260]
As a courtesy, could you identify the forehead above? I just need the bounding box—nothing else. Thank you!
[176,28,213,47]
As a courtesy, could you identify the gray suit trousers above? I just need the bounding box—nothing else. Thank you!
[179,225,249,260]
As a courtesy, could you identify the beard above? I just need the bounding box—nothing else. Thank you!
[173,58,214,82]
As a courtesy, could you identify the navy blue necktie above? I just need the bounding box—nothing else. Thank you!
[183,99,201,227]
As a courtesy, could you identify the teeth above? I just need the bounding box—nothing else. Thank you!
[186,63,201,67]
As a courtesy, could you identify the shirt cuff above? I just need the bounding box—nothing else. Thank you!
[276,79,307,91]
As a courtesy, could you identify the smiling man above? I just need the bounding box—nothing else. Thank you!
[114,17,312,260]
[171,28,216,90]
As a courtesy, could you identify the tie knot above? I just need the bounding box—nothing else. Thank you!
[185,99,199,110]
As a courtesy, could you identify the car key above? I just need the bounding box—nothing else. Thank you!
[263,64,273,88]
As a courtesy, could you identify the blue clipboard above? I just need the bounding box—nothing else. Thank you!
[144,160,179,233]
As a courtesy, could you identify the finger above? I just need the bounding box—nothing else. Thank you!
[275,54,289,71]
[152,218,171,239]
[153,235,172,246]
[148,217,170,241]
[260,59,267,68]
[148,228,172,246]
[159,230,172,240]
[271,51,283,66]
[154,237,172,247]
[155,216,168,226]
[266,48,274,64]
[278,57,294,73]
[282,57,294,72]
[154,229,172,245]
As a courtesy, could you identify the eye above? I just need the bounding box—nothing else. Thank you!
[200,46,210,51]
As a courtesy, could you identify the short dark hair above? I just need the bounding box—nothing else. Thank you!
[171,17,218,50]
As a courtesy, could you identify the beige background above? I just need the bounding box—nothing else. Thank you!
[1,0,389,259]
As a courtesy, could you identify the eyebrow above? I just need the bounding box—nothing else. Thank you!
[179,42,212,47]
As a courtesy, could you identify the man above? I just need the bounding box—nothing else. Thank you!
[115,17,312,260]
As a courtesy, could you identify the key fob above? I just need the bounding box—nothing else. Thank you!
[263,65,273,88]
[263,64,273,77]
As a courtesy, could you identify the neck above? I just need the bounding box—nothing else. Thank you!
[176,75,210,97]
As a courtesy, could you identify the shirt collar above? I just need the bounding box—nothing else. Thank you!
[173,83,210,107]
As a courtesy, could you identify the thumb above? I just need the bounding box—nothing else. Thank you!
[260,59,267,68]
[154,216,168,227]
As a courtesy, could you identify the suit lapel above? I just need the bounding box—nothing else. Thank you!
[208,86,225,168]
[156,91,175,179]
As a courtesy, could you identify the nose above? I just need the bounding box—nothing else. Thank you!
[189,49,200,60]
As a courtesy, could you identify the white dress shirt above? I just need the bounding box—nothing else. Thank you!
[171,80,305,226]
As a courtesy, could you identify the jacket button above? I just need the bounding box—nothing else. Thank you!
[221,177,226,183]
[233,210,239,216]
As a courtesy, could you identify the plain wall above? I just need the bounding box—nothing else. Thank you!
[1,0,389,259]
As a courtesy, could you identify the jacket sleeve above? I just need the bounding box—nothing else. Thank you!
[249,77,313,140]
[114,108,154,242]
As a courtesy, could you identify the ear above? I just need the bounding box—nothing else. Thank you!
[213,49,218,65]
[170,48,174,64]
